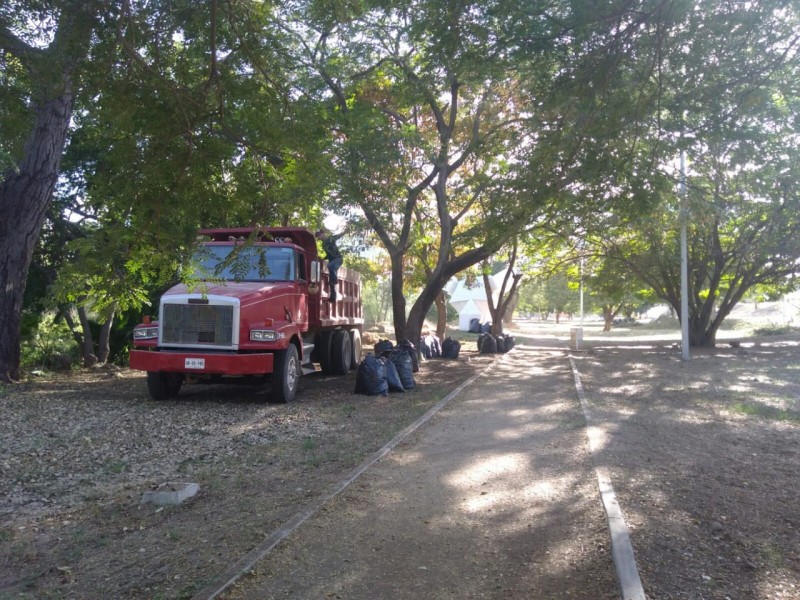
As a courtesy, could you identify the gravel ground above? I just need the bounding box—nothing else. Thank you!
[570,333,800,600]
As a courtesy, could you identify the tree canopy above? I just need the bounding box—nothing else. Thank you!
[2,0,800,377]
[275,0,681,344]
[591,0,800,346]
[1,0,326,378]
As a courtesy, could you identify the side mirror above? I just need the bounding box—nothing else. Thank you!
[310,261,321,283]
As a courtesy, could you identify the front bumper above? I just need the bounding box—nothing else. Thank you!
[129,349,274,375]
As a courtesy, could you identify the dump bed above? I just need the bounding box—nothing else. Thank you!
[198,227,362,329]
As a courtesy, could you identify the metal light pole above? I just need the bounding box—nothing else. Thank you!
[580,250,585,328]
[570,237,585,351]
[680,148,690,361]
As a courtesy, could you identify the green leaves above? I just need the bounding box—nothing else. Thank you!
[8,0,798,360]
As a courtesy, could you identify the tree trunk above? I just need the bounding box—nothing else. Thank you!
[0,92,76,381]
[488,286,522,336]
[482,268,499,336]
[62,309,83,350]
[389,252,407,341]
[690,322,717,347]
[405,284,442,348]
[488,285,522,336]
[603,307,614,332]
[76,306,99,367]
[483,244,524,337]
[670,287,740,349]
[503,291,518,325]
[488,304,504,336]
[434,291,447,341]
[602,304,623,332]
[0,2,96,382]
[403,247,495,348]
[97,307,116,364]
[674,300,720,348]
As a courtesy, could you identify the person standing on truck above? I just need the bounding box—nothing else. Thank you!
[316,228,344,301]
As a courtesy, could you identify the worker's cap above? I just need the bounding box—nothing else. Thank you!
[315,228,329,238]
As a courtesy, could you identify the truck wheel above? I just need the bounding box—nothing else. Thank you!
[271,344,300,403]
[146,372,183,400]
[331,330,352,376]
[318,330,334,375]
[348,329,362,370]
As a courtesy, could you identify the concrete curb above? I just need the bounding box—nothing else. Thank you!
[569,354,647,600]
[191,357,500,600]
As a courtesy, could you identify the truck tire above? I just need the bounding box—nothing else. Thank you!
[331,330,352,376]
[271,344,300,403]
[146,372,183,400]
[318,331,334,375]
[348,329,362,370]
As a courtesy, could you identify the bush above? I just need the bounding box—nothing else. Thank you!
[21,313,77,372]
[752,322,800,336]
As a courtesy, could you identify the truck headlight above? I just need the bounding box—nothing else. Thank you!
[134,326,159,340]
[250,330,278,342]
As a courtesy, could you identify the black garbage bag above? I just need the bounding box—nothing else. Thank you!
[479,333,497,354]
[354,353,389,396]
[503,335,516,352]
[481,322,492,334]
[441,337,461,359]
[494,334,506,353]
[420,334,441,359]
[396,340,419,373]
[477,333,489,352]
[419,336,432,360]
[468,318,481,333]
[374,339,394,357]
[390,349,416,390]
[384,357,405,392]
[430,335,441,357]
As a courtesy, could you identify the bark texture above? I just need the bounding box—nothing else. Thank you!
[0,92,76,381]
[0,2,96,381]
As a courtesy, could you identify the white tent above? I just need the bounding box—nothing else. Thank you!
[448,276,500,331]
[446,269,518,331]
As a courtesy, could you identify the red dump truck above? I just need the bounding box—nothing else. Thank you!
[129,227,363,402]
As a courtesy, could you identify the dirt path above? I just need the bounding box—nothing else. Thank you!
[219,343,618,600]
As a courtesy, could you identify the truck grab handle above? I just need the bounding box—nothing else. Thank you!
[310,260,321,283]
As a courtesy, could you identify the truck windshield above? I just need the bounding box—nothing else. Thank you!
[192,244,295,282]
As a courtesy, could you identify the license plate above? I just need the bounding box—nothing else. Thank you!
[185,358,205,369]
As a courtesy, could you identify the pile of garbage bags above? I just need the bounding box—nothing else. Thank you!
[420,334,461,360]
[355,340,417,396]
[477,332,516,354]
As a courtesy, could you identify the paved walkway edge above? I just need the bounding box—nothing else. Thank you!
[191,359,499,600]
[569,354,647,600]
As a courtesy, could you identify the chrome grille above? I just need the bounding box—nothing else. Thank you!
[161,304,234,346]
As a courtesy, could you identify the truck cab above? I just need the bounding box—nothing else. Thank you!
[129,227,363,402]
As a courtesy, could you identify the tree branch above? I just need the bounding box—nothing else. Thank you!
[0,24,42,67]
